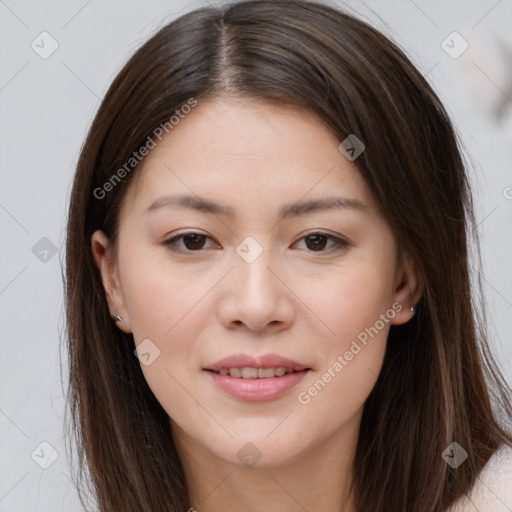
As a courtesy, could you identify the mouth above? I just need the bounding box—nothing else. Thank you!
[205,366,306,378]
[203,354,312,402]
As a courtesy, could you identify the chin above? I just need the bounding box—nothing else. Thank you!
[204,433,304,470]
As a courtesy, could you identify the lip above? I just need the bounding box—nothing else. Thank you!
[203,353,311,402]
[204,353,310,373]
[205,369,310,402]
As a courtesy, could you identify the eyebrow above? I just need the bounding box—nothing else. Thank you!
[145,194,370,219]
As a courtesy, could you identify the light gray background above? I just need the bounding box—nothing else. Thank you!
[1,0,511,510]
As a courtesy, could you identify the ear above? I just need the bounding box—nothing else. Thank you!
[91,230,132,333]
[389,251,424,325]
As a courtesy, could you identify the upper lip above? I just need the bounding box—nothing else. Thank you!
[204,353,310,372]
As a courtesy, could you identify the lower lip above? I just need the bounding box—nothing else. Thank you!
[204,370,309,402]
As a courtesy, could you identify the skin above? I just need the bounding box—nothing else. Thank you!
[92,97,423,512]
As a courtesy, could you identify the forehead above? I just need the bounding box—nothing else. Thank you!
[122,97,377,218]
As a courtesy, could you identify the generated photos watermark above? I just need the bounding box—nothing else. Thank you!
[297,302,403,405]
[93,97,198,200]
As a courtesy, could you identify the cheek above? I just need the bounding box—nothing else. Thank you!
[295,275,392,426]
[306,255,396,350]
[120,246,218,341]
[296,252,395,409]
[118,251,218,407]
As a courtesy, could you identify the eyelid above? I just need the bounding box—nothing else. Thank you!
[293,231,349,251]
[163,231,218,252]
[163,230,350,254]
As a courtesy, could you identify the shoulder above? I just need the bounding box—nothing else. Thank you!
[448,444,512,512]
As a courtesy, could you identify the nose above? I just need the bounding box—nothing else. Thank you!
[217,245,296,333]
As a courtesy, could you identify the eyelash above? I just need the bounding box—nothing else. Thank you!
[163,231,349,255]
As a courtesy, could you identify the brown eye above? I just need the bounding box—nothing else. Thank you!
[181,234,207,250]
[163,231,348,255]
[164,232,216,252]
[304,234,329,251]
[295,232,349,253]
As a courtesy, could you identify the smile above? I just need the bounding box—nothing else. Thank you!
[213,367,297,378]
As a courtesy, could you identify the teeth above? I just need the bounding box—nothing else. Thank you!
[229,368,242,378]
[218,367,295,378]
[241,367,258,378]
[257,368,276,378]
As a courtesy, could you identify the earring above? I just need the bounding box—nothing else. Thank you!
[113,314,123,324]
[410,306,415,312]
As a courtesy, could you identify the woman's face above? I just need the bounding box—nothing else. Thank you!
[92,97,421,469]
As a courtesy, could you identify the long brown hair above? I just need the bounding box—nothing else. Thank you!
[63,1,512,510]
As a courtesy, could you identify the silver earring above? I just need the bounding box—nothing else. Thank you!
[113,314,123,324]
[410,306,415,312]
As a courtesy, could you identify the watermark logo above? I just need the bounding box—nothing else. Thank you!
[31,31,59,59]
[441,442,468,469]
[134,338,161,366]
[236,236,264,264]
[236,442,262,468]
[32,237,58,263]
[31,441,59,469]
[441,32,468,59]
[339,134,365,161]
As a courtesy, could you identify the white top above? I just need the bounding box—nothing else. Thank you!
[448,444,512,511]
